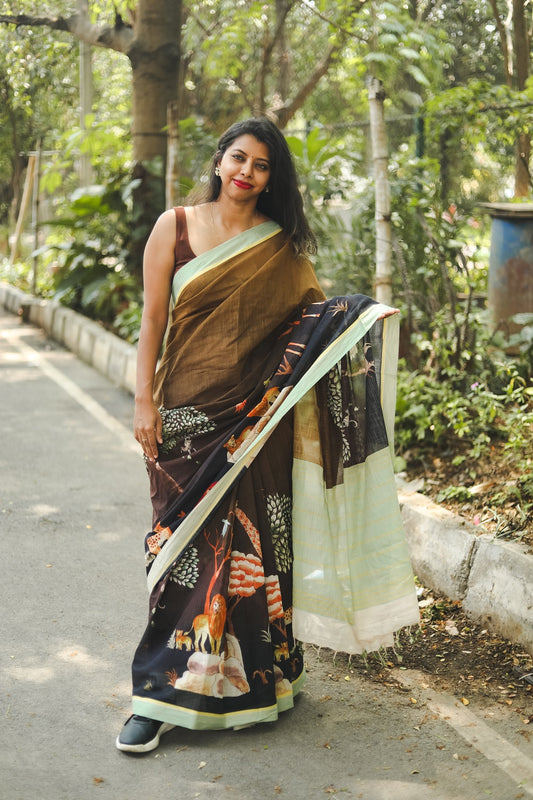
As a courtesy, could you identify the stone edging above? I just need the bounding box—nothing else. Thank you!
[398,481,533,655]
[2,281,532,654]
[0,282,137,395]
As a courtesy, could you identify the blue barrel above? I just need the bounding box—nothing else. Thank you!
[482,203,533,329]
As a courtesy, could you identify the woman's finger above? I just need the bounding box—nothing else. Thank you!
[140,432,158,461]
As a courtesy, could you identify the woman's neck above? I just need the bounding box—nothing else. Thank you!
[211,196,261,232]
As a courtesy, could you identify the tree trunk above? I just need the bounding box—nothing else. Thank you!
[488,0,531,197]
[127,0,182,276]
[78,38,94,186]
[368,77,392,306]
[512,0,530,197]
[0,2,183,278]
[166,100,180,208]
[515,132,531,197]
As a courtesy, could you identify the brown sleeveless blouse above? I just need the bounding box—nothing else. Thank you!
[173,206,196,275]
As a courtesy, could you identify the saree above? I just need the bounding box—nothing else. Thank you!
[131,220,419,730]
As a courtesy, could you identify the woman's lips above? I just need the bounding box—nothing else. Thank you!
[233,179,252,189]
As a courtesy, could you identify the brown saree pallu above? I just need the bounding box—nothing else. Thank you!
[131,222,419,730]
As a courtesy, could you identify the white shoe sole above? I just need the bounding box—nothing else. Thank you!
[115,722,175,753]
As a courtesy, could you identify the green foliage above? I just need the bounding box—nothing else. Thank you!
[507,313,533,377]
[114,301,143,344]
[172,117,219,202]
[396,309,532,449]
[286,127,361,201]
[38,176,142,333]
[395,307,533,518]
[0,22,79,224]
[360,1,450,110]
[286,127,374,295]
[421,80,533,204]
[181,1,344,128]
[436,485,473,504]
[0,255,55,297]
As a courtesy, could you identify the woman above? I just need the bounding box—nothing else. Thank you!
[116,118,419,753]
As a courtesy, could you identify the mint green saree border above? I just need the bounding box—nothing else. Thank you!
[133,669,306,730]
[171,220,282,305]
[147,303,397,593]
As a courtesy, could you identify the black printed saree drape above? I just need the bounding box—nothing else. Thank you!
[131,221,419,730]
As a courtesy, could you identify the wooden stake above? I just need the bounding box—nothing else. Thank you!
[10,155,36,266]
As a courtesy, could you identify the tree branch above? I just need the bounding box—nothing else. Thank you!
[257,0,294,115]
[487,0,512,85]
[271,0,371,125]
[300,0,369,40]
[0,12,134,54]
[273,40,340,127]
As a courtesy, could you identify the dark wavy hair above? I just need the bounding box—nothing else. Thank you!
[197,118,317,257]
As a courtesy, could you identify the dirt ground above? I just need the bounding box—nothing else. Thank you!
[392,442,533,721]
[309,590,533,725]
[403,438,533,554]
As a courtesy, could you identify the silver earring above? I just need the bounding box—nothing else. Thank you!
[215,166,221,177]
[264,185,270,193]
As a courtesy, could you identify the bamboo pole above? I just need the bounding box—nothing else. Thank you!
[31,143,42,294]
[368,76,392,306]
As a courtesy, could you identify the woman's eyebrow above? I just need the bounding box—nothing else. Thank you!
[231,147,270,164]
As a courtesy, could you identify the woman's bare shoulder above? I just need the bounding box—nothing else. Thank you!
[183,203,210,222]
[183,203,212,241]
[148,207,175,234]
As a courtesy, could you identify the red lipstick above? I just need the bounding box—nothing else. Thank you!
[233,179,252,189]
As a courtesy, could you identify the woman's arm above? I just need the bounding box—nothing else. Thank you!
[134,209,176,460]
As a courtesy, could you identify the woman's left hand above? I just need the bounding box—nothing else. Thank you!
[377,307,399,320]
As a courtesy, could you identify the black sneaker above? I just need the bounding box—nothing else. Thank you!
[115,715,175,753]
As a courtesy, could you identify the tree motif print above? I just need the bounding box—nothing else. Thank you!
[229,551,265,598]
[329,298,349,316]
[326,367,351,463]
[158,405,215,456]
[252,667,273,685]
[169,545,199,588]
[225,550,266,638]
[363,341,376,375]
[235,506,262,557]
[266,493,293,573]
[265,574,284,622]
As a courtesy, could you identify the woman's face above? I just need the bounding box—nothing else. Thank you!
[217,134,271,201]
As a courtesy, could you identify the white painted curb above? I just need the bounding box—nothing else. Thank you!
[0,281,137,395]
[2,281,532,654]
[398,481,533,655]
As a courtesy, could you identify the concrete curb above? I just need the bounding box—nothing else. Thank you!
[398,482,533,655]
[0,281,137,395]
[2,281,532,655]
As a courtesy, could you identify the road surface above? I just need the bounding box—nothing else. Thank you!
[1,306,532,800]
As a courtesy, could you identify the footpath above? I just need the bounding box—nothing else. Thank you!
[1,281,532,657]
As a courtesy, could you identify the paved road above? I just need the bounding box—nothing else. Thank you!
[1,307,532,800]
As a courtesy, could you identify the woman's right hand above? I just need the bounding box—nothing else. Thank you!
[133,209,176,462]
[134,399,163,461]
